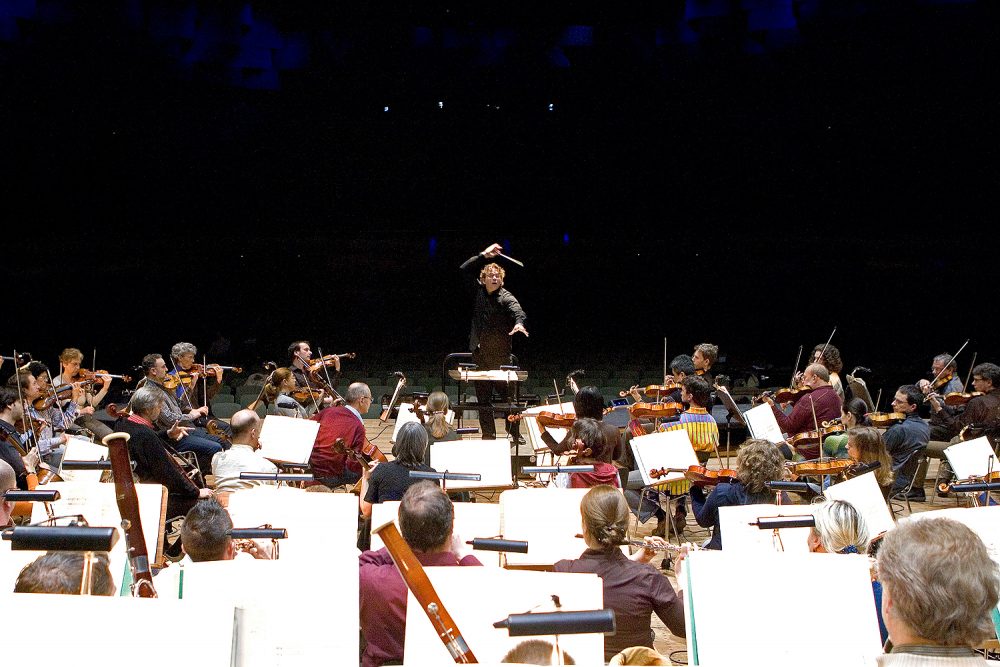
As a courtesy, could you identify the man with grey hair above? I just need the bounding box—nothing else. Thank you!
[114,385,212,524]
[877,516,999,664]
[761,362,843,459]
[169,341,223,410]
[211,409,277,494]
[309,382,375,488]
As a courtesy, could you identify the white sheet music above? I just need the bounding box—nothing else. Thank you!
[500,488,591,568]
[391,402,454,443]
[718,503,816,554]
[429,439,514,491]
[258,415,320,465]
[369,500,503,565]
[824,471,895,539]
[60,436,110,483]
[743,403,786,444]
[404,568,605,665]
[630,430,699,487]
[944,436,997,480]
[684,550,882,666]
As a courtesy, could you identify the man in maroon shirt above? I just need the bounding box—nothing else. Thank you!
[359,481,482,667]
[762,363,842,459]
[309,382,373,488]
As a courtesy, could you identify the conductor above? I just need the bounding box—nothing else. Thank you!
[460,242,529,440]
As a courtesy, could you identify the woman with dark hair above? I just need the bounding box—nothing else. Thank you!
[564,418,621,488]
[820,397,869,460]
[540,386,622,461]
[360,421,437,518]
[690,438,787,550]
[554,485,685,661]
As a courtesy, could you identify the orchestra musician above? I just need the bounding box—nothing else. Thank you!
[921,363,1000,495]
[309,382,373,489]
[179,498,270,562]
[359,481,482,667]
[0,459,16,527]
[554,484,685,662]
[210,409,277,494]
[882,385,930,501]
[557,417,621,489]
[917,352,964,398]
[13,552,116,595]
[877,517,999,665]
[56,348,113,440]
[113,385,212,539]
[461,242,528,442]
[0,387,36,491]
[11,365,76,466]
[288,340,337,410]
[360,421,438,519]
[539,385,622,461]
[420,391,461,465]
[761,363,842,459]
[138,353,228,475]
[692,343,718,387]
[811,343,845,400]
[690,438,788,550]
[845,426,895,500]
[169,342,223,411]
[262,367,310,418]
[807,499,886,644]
[821,397,870,460]
[624,354,696,439]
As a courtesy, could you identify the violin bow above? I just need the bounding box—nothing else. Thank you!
[294,352,322,413]
[316,347,346,404]
[553,379,564,415]
[202,355,211,410]
[790,345,804,387]
[809,397,823,463]
[662,337,668,385]
[815,326,837,365]
[930,339,969,389]
[962,351,978,393]
[12,348,39,451]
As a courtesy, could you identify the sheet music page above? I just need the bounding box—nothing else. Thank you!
[944,436,997,480]
[824,471,896,538]
[156,559,355,667]
[392,402,455,443]
[403,568,604,665]
[60,436,108,483]
[2,594,237,666]
[500,488,592,568]
[718,503,816,554]
[743,403,785,443]
[369,501,502,566]
[226,486,359,565]
[630,430,699,487]
[685,550,882,666]
[21,481,164,592]
[429,439,514,490]
[258,415,320,464]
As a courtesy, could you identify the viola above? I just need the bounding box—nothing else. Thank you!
[786,457,855,478]
[72,369,132,387]
[628,402,683,420]
[867,411,905,429]
[508,411,577,429]
[943,390,983,407]
[763,386,813,404]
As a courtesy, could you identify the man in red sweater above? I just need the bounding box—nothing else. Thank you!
[309,382,373,488]
[761,363,842,459]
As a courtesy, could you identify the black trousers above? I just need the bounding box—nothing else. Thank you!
[474,380,521,440]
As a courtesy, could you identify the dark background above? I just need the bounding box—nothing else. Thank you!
[2,1,997,397]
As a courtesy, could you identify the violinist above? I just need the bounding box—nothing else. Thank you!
[917,352,963,397]
[624,354,694,438]
[821,398,870,461]
[420,391,461,465]
[690,438,788,550]
[262,367,311,418]
[540,386,622,459]
[0,387,35,491]
[288,340,337,410]
[56,347,113,440]
[877,518,998,665]
[762,363,842,459]
[309,382,372,489]
[657,376,719,463]
[169,342,222,411]
[461,243,528,441]
[138,353,227,474]
[558,418,621,489]
[13,364,76,466]
[811,343,845,400]
[692,343,718,388]
[210,410,277,494]
[882,385,930,501]
[922,363,1000,493]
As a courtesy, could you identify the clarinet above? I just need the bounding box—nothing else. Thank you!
[104,432,157,598]
[373,520,477,663]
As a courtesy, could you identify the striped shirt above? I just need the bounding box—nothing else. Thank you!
[658,407,719,453]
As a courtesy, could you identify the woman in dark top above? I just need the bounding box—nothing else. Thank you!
[541,385,623,460]
[421,391,460,466]
[554,485,685,661]
[690,438,787,550]
[361,421,436,518]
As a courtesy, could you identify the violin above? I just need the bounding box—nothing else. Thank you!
[306,353,356,373]
[941,390,983,407]
[930,371,955,391]
[71,369,132,387]
[628,402,683,420]
[820,418,846,436]
[619,383,680,398]
[786,457,856,478]
[867,411,905,429]
[188,363,242,376]
[758,386,813,404]
[650,465,737,487]
[205,419,232,444]
[507,411,576,429]
[290,386,325,403]
[32,382,90,411]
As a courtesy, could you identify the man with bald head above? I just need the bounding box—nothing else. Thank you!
[211,409,278,493]
[761,363,843,459]
[310,382,375,489]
